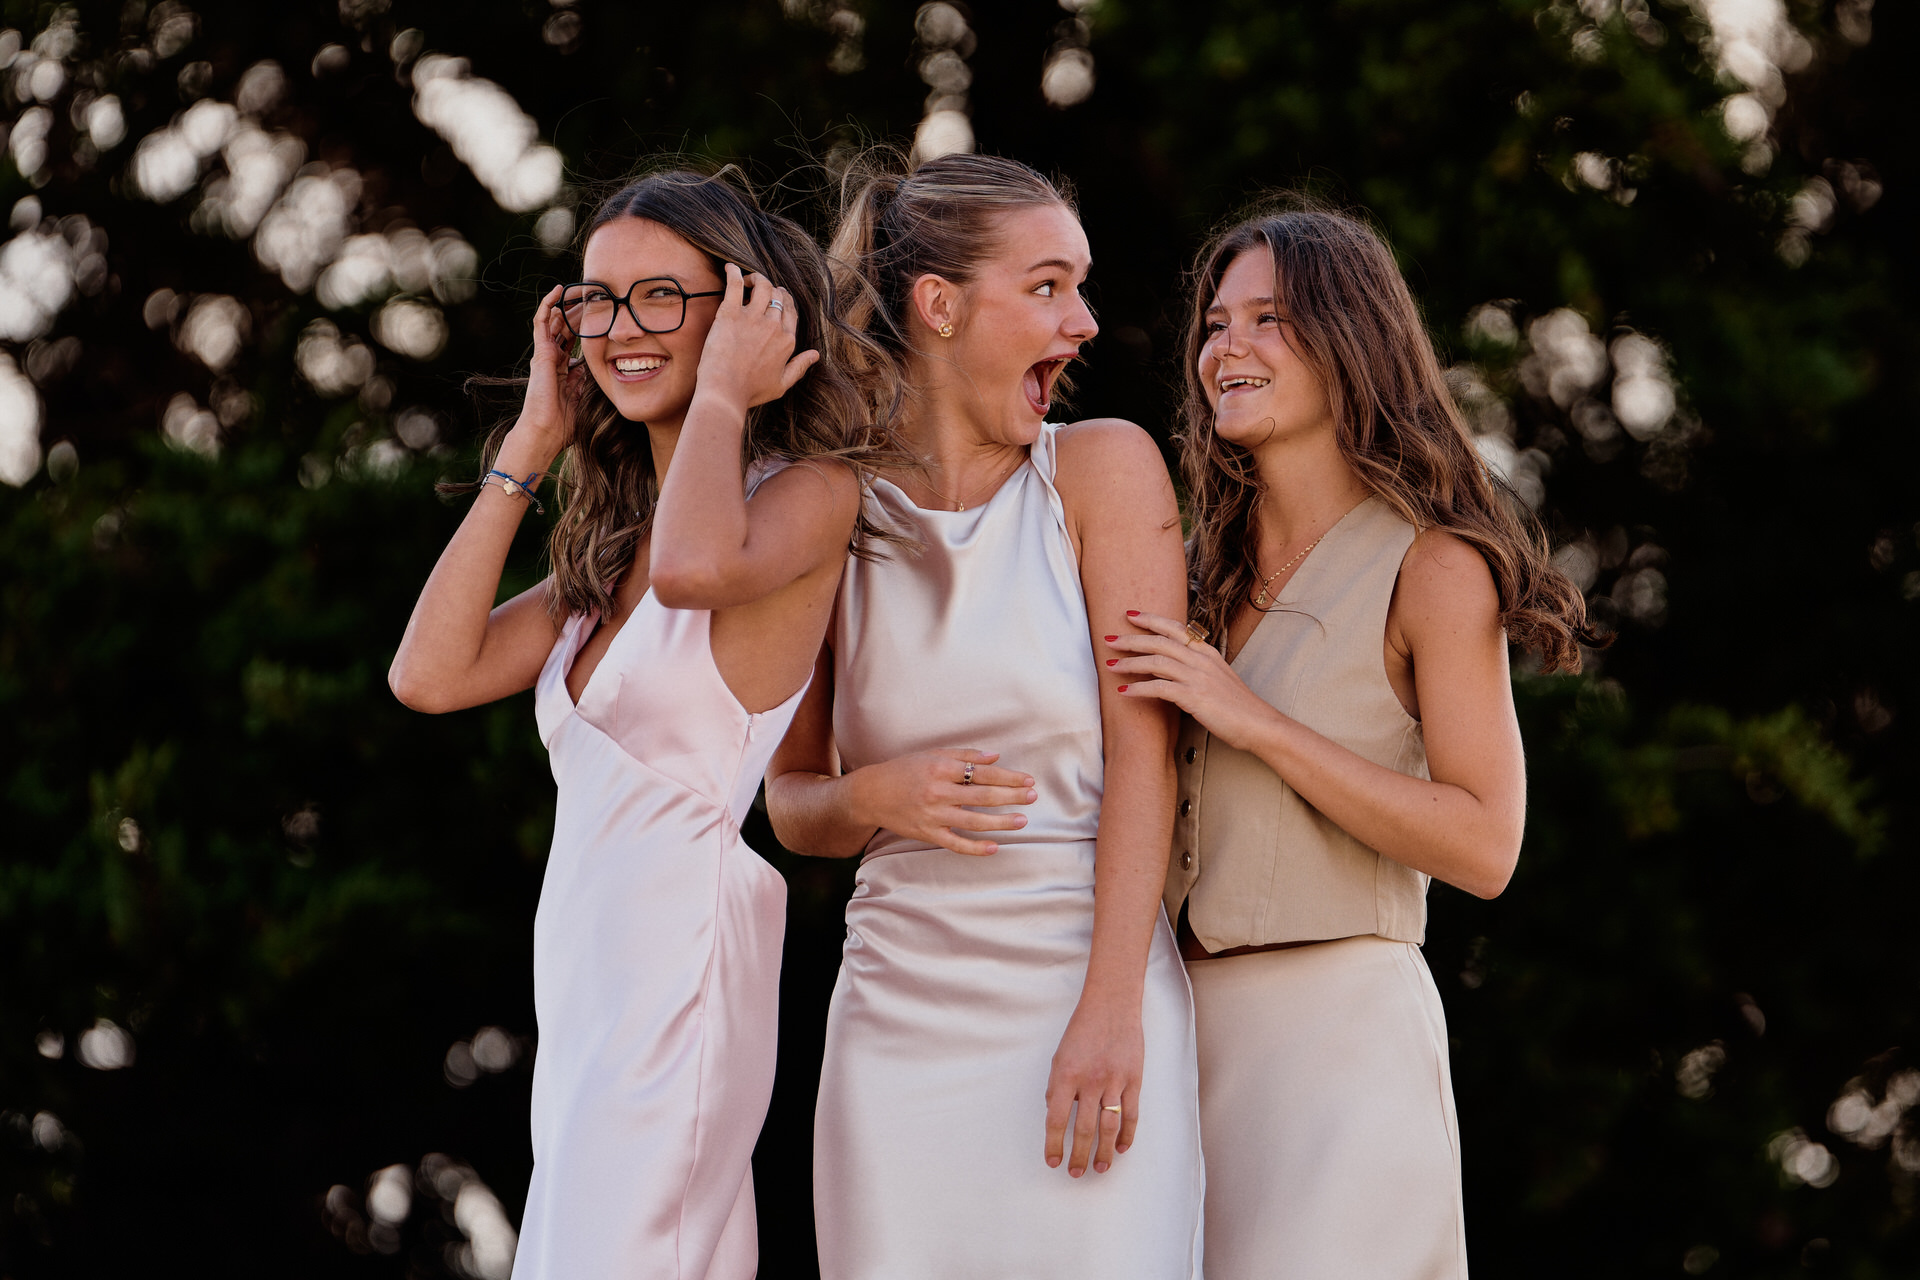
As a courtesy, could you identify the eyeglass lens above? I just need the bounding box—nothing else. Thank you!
[560,280,695,337]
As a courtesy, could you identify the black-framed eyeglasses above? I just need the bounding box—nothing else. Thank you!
[557,278,725,338]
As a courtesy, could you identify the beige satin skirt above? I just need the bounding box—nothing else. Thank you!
[815,841,1206,1279]
[1187,934,1467,1280]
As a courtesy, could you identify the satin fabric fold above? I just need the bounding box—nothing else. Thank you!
[518,586,803,1280]
[817,426,1205,1279]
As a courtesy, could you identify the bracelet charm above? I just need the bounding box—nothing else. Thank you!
[482,469,546,516]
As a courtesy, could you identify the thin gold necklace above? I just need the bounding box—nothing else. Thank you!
[918,453,1024,512]
[1251,535,1325,608]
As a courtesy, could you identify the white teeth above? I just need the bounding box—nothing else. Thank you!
[613,355,665,373]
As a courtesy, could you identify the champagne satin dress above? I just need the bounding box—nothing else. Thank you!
[516,565,804,1279]
[813,425,1205,1279]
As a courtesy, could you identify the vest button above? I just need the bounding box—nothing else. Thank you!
[1179,799,1192,817]
[1183,747,1197,764]
[1180,851,1193,870]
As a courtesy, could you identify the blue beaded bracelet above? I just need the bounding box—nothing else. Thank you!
[483,468,546,516]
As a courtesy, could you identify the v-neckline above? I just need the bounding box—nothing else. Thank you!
[1228,496,1374,669]
[564,587,654,711]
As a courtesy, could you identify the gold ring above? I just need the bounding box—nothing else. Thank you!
[960,762,975,786]
[1184,621,1209,647]
[1102,1104,1123,1113]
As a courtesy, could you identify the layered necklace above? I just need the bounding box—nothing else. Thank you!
[1251,534,1325,608]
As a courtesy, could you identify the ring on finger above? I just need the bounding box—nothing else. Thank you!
[960,762,974,786]
[1184,620,1209,647]
[767,297,785,312]
[1102,1104,1123,1114]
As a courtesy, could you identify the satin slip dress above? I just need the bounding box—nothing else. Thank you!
[813,424,1205,1279]
[516,486,804,1280]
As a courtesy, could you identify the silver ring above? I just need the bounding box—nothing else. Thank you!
[960,762,974,786]
[766,298,785,312]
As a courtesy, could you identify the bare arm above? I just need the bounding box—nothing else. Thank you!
[766,646,1037,859]
[649,264,828,609]
[389,286,578,713]
[1109,530,1525,900]
[1043,420,1186,1178]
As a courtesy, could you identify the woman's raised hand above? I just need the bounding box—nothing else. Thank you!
[515,283,589,458]
[844,749,1037,858]
[696,263,821,410]
[1104,610,1280,752]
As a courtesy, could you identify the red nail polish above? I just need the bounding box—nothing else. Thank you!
[1105,658,1117,667]
[1103,635,1118,643]
[1116,685,1128,693]
[1125,610,1140,617]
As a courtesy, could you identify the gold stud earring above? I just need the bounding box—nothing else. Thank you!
[938,322,954,338]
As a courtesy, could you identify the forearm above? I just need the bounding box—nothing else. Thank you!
[1241,705,1519,898]
[765,768,878,859]
[1080,729,1177,1005]
[389,429,556,709]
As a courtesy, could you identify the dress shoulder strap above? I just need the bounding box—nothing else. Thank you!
[745,456,794,498]
[1025,423,1073,550]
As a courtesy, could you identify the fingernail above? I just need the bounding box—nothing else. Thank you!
[1116,1143,1130,1153]
[1126,610,1140,617]
[1095,1162,1109,1173]
[1103,635,1118,643]
[1024,791,1036,803]
[1070,1168,1083,1179]
[1047,1157,1061,1168]
[1105,658,1117,667]
[1116,685,1128,693]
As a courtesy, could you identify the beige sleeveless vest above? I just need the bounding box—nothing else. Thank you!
[1164,496,1431,950]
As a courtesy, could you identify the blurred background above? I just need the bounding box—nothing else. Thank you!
[1,0,1914,1275]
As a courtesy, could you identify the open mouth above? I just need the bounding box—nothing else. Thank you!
[1023,358,1071,417]
[610,353,668,382]
[1218,374,1270,396]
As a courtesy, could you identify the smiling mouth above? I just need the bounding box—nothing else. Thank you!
[611,353,667,379]
[1023,358,1071,415]
[1218,375,1270,394]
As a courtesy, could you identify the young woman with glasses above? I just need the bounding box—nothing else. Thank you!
[1104,199,1598,1278]
[388,168,886,1280]
[766,151,1204,1278]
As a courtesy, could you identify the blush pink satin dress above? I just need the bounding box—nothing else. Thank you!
[514,577,804,1280]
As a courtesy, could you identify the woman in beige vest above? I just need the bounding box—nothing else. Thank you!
[1104,202,1598,1278]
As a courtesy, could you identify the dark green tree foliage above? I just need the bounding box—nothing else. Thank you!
[0,0,1913,1276]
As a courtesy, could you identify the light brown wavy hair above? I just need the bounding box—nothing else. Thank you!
[453,166,897,621]
[824,148,1077,435]
[1178,196,1600,671]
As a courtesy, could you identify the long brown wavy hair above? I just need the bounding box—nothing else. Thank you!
[454,166,896,621]
[824,148,1077,437]
[1178,196,1600,671]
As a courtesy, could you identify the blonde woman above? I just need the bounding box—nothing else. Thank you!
[767,152,1204,1278]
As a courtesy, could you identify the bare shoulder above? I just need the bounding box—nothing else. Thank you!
[1052,417,1175,502]
[751,456,863,516]
[1395,527,1501,636]
[1054,416,1164,470]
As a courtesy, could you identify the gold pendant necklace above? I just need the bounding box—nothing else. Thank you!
[923,453,1022,512]
[1251,534,1325,608]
